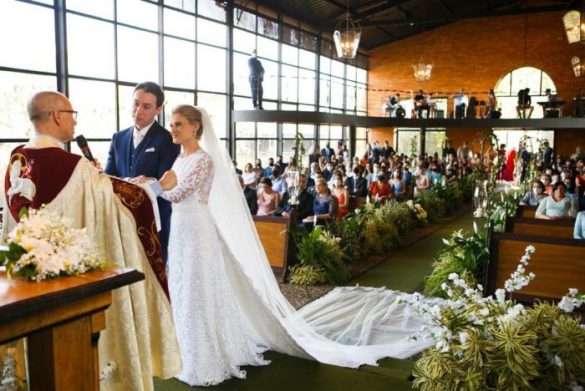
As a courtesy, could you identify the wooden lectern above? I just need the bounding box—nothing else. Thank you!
[0,268,144,391]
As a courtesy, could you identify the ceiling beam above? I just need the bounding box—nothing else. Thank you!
[360,4,568,27]
[326,0,413,24]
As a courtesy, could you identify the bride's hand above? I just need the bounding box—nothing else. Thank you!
[159,170,177,190]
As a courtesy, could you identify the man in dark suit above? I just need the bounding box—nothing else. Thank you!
[321,142,335,162]
[345,166,368,197]
[105,81,180,263]
[275,174,313,225]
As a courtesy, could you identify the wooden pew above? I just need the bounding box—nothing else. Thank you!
[348,196,367,213]
[253,214,297,281]
[485,232,585,303]
[515,204,537,218]
[505,217,575,239]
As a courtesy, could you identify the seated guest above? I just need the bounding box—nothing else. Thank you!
[390,170,407,200]
[275,173,314,224]
[574,211,585,239]
[263,157,275,178]
[303,178,338,226]
[257,177,280,216]
[345,166,368,197]
[535,183,577,220]
[520,180,548,206]
[368,172,394,204]
[540,174,553,196]
[254,159,264,179]
[414,164,430,197]
[271,167,287,195]
[239,175,257,215]
[331,173,349,220]
[242,162,258,188]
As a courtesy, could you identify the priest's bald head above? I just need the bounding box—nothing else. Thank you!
[27,91,77,142]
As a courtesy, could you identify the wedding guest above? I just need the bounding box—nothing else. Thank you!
[345,166,368,197]
[520,180,548,206]
[535,183,576,220]
[368,173,394,204]
[241,162,257,187]
[331,172,349,220]
[271,167,287,195]
[257,177,280,216]
[303,178,338,226]
[239,175,258,215]
[390,170,406,200]
[275,173,313,224]
[414,164,430,197]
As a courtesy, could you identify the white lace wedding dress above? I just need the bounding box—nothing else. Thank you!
[161,108,436,387]
[163,150,269,386]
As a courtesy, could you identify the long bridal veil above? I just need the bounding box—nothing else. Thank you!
[197,107,433,367]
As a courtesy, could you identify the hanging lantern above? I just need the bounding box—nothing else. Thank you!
[572,56,584,77]
[412,57,433,82]
[563,10,585,44]
[333,17,361,59]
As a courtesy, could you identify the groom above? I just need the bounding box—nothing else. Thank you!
[105,82,180,262]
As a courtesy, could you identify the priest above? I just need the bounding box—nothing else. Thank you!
[1,91,181,391]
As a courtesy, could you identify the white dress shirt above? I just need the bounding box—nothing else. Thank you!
[133,121,156,148]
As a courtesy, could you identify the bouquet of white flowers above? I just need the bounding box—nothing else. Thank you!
[0,208,104,281]
[406,200,428,221]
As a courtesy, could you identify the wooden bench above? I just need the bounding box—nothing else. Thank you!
[485,232,585,303]
[348,196,367,212]
[505,217,575,239]
[515,204,537,218]
[252,214,297,281]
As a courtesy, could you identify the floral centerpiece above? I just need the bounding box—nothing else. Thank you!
[407,246,585,390]
[0,208,104,281]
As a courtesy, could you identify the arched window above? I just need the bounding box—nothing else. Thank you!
[494,67,556,119]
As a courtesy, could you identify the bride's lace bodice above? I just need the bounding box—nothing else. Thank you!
[161,149,214,205]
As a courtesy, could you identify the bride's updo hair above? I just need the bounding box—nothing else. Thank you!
[172,105,203,139]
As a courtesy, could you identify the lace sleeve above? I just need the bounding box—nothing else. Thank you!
[161,154,214,203]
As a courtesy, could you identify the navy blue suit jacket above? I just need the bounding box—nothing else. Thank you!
[105,121,180,262]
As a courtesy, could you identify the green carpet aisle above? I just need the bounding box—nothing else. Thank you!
[154,212,475,391]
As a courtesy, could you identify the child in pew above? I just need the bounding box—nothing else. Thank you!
[535,182,577,220]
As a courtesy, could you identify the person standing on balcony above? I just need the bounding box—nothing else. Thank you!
[248,50,265,110]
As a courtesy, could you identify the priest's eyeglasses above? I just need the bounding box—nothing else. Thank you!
[50,110,78,119]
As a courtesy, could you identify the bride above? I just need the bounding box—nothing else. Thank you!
[151,105,433,386]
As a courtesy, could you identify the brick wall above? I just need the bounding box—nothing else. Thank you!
[366,11,585,154]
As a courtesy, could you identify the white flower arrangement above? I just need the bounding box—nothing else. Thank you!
[0,208,104,281]
[406,200,428,221]
[406,245,585,389]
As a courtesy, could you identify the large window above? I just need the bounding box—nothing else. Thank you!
[494,67,557,119]
[231,6,368,166]
[0,1,368,178]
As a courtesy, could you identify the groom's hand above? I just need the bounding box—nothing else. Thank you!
[160,170,177,190]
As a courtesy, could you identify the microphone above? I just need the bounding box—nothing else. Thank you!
[75,135,95,162]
